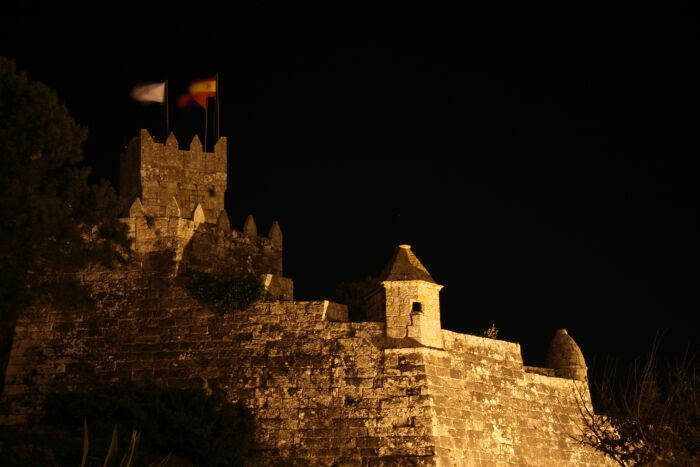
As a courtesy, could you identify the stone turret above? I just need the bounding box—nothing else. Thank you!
[546,329,588,381]
[377,245,444,348]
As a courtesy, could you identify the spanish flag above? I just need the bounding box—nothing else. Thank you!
[180,77,216,109]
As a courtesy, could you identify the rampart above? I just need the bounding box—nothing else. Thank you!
[0,130,613,466]
[1,277,609,466]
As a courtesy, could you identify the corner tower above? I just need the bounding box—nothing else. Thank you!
[378,245,444,348]
[120,129,227,223]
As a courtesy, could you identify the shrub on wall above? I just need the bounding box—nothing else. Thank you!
[43,380,255,467]
[482,324,499,339]
[334,276,378,321]
[179,269,265,314]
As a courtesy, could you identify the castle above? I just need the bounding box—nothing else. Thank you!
[1,130,612,466]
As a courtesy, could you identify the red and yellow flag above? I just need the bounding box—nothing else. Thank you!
[178,77,217,109]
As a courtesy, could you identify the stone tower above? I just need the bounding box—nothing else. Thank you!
[375,244,444,348]
[120,129,227,223]
[116,129,288,292]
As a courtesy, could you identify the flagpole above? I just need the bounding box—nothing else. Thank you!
[216,73,220,142]
[164,80,169,140]
[204,98,209,151]
[161,79,170,141]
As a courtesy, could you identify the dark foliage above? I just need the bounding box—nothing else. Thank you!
[0,424,83,466]
[0,57,131,390]
[179,269,265,314]
[578,338,700,466]
[334,276,378,321]
[43,380,255,467]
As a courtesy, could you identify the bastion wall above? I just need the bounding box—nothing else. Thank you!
[0,130,612,466]
[2,275,608,466]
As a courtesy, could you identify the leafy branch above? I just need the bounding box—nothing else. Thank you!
[574,335,699,466]
[179,269,265,314]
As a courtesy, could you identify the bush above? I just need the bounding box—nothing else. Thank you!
[179,270,265,314]
[481,324,499,339]
[577,338,699,466]
[43,380,255,467]
[0,424,83,466]
[334,276,378,321]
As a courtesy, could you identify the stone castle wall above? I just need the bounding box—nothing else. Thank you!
[0,129,612,466]
[122,207,284,282]
[2,270,609,466]
[427,331,600,465]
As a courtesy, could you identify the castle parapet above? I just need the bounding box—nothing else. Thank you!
[120,203,285,281]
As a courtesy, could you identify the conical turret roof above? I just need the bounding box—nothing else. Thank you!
[379,245,436,283]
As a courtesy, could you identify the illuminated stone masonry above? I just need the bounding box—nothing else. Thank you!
[1,130,613,466]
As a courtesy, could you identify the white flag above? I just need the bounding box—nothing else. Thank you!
[131,82,165,103]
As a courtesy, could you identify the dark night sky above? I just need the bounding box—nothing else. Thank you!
[2,12,698,378]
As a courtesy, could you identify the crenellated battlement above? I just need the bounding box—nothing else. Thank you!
[120,129,227,223]
[121,200,282,270]
[118,130,290,297]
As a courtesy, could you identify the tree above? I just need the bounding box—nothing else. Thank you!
[577,339,699,466]
[0,57,130,389]
[334,276,378,321]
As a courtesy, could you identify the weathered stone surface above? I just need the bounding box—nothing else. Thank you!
[128,197,145,218]
[118,133,285,283]
[192,203,206,224]
[189,134,203,152]
[216,209,231,230]
[120,129,227,223]
[243,214,258,236]
[1,285,611,466]
[546,329,588,381]
[0,130,613,466]
[269,221,283,248]
[165,196,181,217]
[261,274,294,301]
[379,244,435,283]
